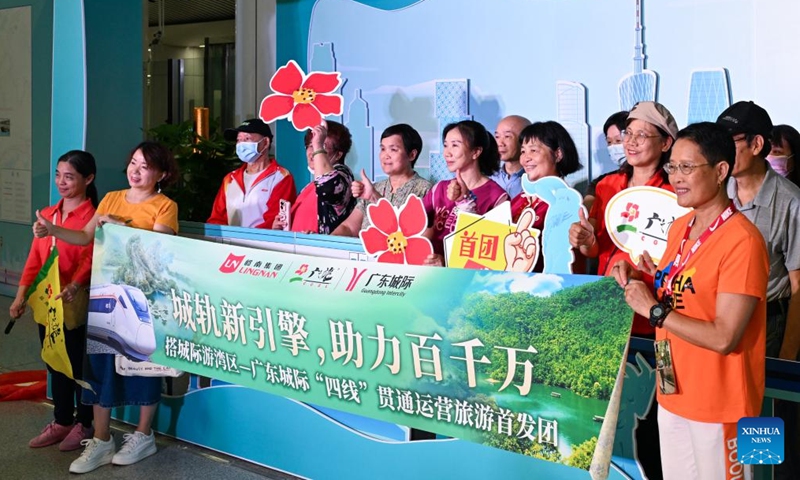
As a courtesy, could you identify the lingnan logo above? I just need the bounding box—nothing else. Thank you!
[218,253,280,278]
[219,253,245,274]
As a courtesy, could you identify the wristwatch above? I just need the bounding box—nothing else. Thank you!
[649,303,672,328]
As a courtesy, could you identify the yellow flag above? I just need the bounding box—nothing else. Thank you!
[26,247,74,379]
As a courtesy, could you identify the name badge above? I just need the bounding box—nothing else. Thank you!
[654,339,677,395]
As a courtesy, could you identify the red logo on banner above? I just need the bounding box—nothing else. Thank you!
[219,254,246,274]
[345,268,368,292]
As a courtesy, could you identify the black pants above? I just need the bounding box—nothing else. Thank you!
[38,324,93,427]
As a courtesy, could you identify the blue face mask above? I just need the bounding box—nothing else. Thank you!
[607,144,626,166]
[236,141,265,163]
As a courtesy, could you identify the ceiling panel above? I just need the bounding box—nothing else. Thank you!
[148,0,236,27]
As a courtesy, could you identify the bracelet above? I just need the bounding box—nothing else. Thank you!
[311,149,327,158]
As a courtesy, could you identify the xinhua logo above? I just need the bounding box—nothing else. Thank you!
[738,417,784,465]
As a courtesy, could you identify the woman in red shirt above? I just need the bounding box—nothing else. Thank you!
[9,150,98,451]
[509,121,583,272]
[570,101,678,336]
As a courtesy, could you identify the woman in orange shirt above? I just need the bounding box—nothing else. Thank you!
[613,122,768,480]
[34,141,179,475]
[10,150,97,452]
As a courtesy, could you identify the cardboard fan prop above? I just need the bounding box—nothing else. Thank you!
[359,195,434,265]
[604,186,691,265]
[259,60,344,131]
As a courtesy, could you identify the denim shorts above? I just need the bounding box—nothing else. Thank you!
[81,353,161,408]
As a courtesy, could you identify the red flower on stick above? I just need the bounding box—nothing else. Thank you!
[259,60,344,131]
[359,196,433,265]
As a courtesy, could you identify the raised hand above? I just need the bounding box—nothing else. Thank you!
[33,210,54,238]
[310,120,328,152]
[447,170,468,202]
[352,169,376,200]
[504,209,539,272]
[568,207,595,249]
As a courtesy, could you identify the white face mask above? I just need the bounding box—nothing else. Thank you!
[236,140,265,163]
[766,154,793,177]
[607,144,626,166]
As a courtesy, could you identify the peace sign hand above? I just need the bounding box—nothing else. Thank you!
[504,209,539,272]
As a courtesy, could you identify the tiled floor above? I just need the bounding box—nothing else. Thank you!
[0,295,299,480]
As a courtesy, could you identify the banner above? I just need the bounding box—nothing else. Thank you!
[26,247,73,378]
[90,225,633,472]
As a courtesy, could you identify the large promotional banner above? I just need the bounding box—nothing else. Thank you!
[89,225,633,472]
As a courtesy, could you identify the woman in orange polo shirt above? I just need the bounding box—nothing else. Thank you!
[10,150,98,451]
[613,122,768,480]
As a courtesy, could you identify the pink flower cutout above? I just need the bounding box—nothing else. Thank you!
[259,60,344,131]
[359,196,433,265]
[295,264,308,276]
[621,202,640,223]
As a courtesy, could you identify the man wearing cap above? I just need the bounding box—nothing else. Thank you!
[207,119,297,228]
[718,101,800,479]
[490,115,531,198]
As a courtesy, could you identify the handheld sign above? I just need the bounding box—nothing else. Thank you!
[604,186,691,265]
[259,60,344,131]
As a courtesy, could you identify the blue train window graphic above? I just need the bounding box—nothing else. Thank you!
[86,284,157,362]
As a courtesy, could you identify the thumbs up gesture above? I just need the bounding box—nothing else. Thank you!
[447,170,469,202]
[352,169,376,201]
[568,207,596,249]
[33,210,54,238]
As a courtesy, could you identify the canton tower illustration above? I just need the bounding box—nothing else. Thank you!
[618,0,657,110]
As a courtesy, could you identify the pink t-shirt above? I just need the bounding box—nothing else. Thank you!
[422,179,509,255]
[290,183,318,233]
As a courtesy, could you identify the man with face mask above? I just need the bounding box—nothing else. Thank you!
[207,119,296,228]
[718,102,800,480]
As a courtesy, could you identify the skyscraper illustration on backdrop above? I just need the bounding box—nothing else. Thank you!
[428,80,472,183]
[556,81,589,187]
[618,0,657,110]
[310,42,376,180]
[686,69,731,124]
[345,89,374,181]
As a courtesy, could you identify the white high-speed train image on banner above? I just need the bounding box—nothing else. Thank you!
[87,284,157,361]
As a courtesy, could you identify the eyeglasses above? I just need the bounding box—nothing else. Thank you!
[663,163,712,175]
[622,130,661,145]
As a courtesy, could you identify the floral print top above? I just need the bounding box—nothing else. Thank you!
[357,173,433,231]
[316,163,356,234]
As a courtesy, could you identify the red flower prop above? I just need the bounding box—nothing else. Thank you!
[359,196,433,265]
[259,60,344,131]
[620,202,640,222]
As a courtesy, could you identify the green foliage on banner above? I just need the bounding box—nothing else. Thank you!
[566,437,598,470]
[453,277,628,400]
